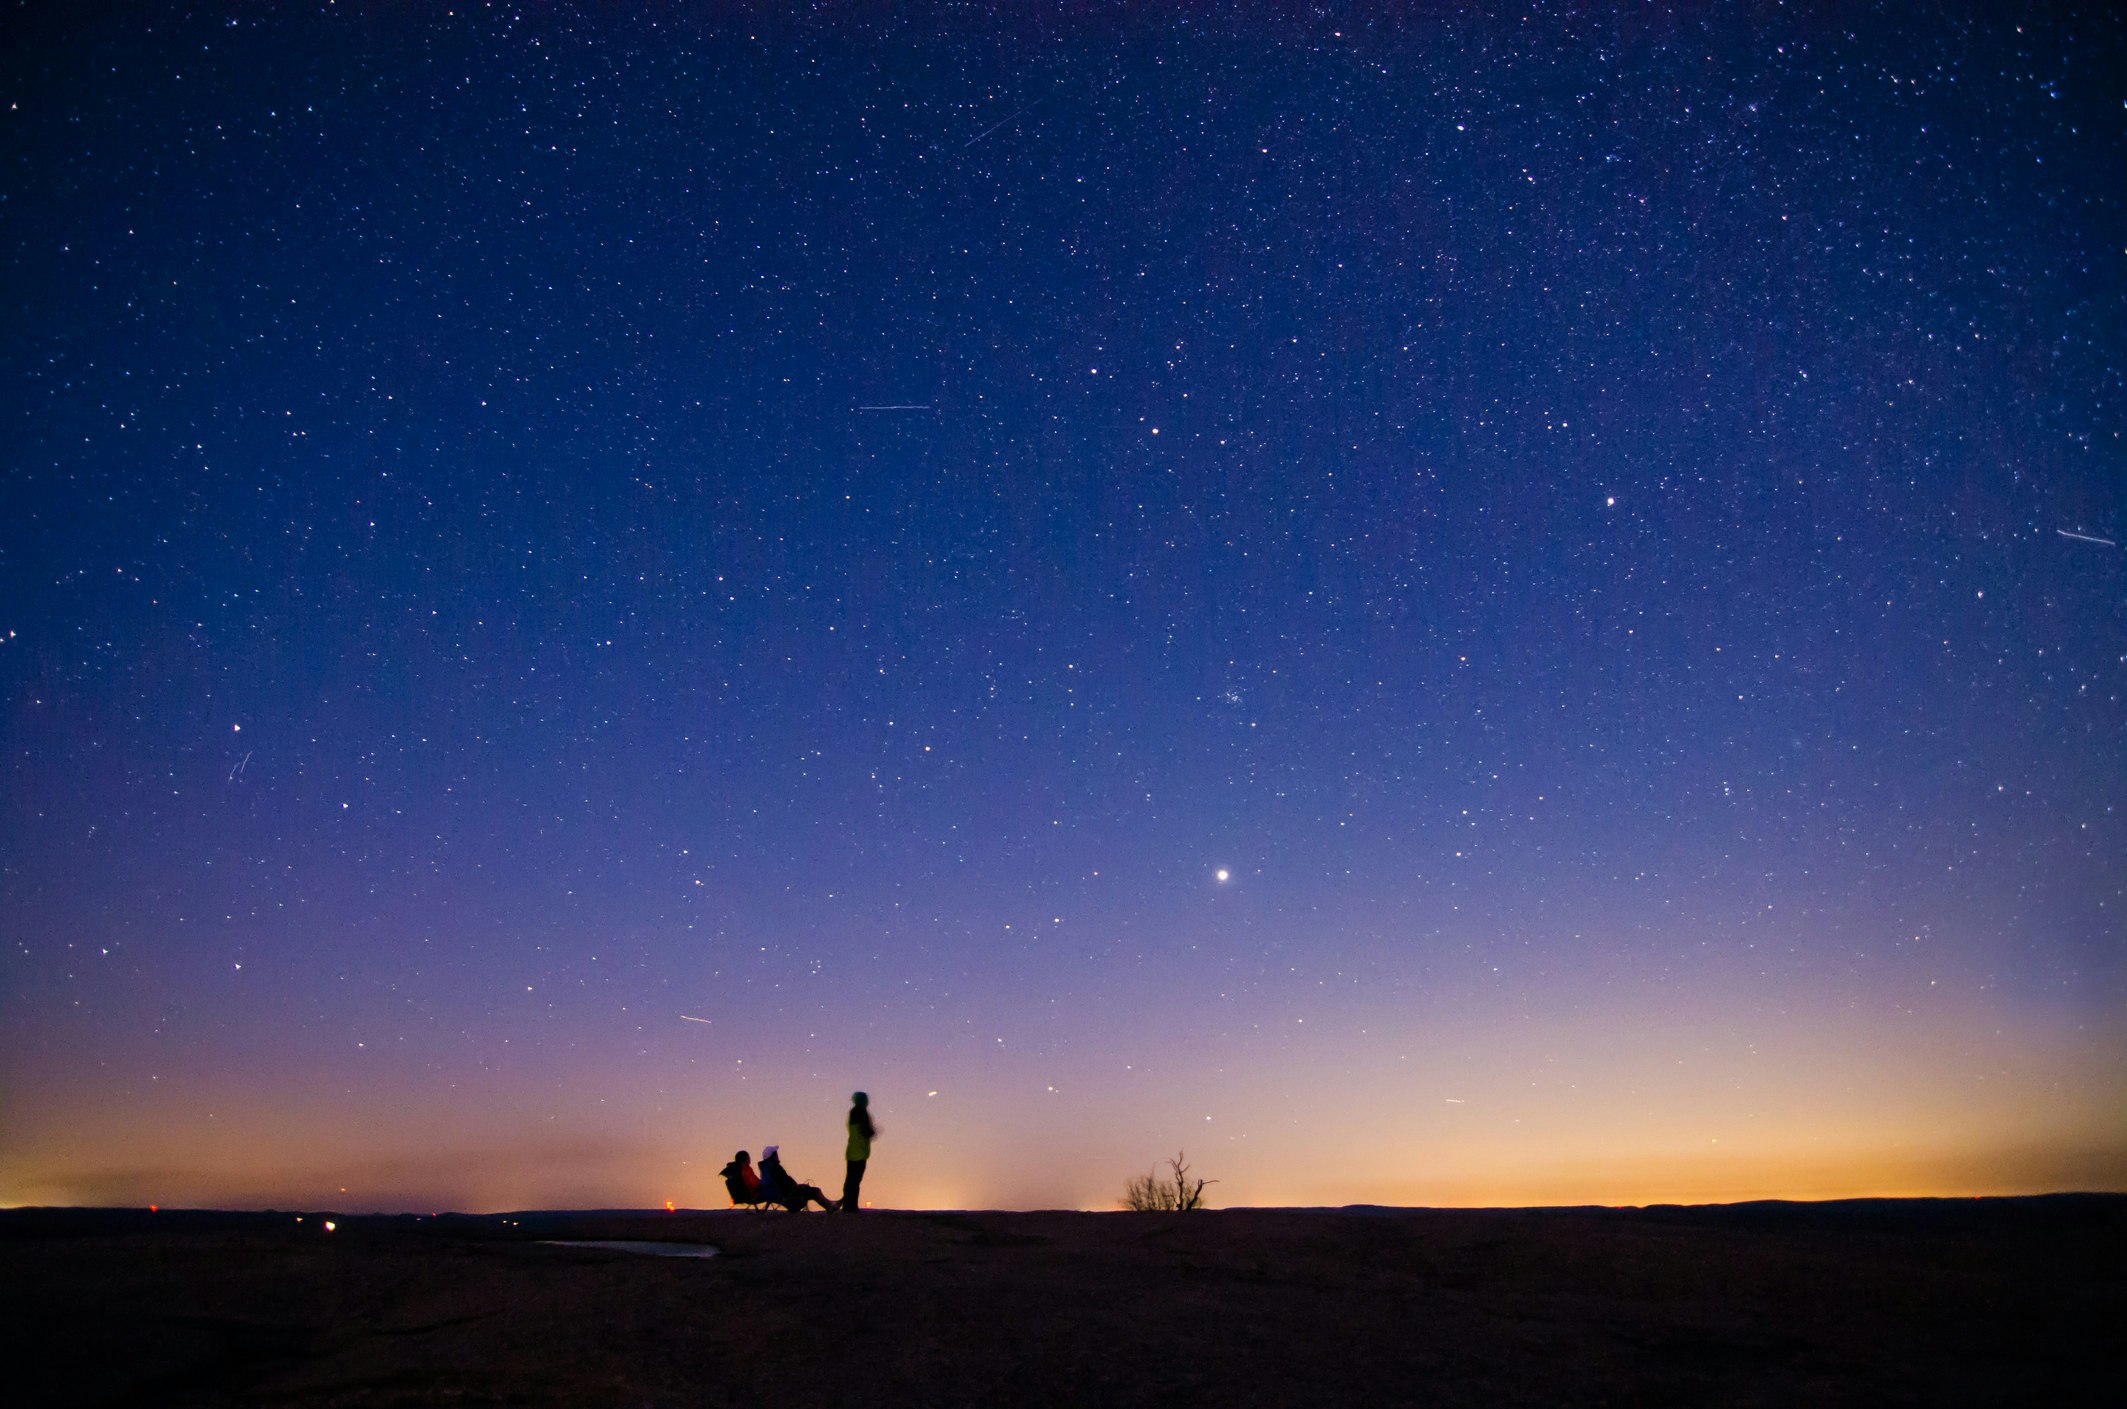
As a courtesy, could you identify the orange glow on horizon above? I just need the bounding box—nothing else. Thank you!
[5,983,2119,1215]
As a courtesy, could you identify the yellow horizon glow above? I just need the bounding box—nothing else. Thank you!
[7,957,2120,1215]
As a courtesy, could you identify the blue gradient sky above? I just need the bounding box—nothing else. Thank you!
[4,3,2122,1211]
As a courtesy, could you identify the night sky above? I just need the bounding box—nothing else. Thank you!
[4,4,2123,1214]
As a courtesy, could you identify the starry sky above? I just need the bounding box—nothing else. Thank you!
[4,4,2123,1214]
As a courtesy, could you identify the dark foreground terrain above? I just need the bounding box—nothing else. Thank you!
[7,1197,2122,1407]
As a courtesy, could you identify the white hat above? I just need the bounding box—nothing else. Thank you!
[762,1145,779,1158]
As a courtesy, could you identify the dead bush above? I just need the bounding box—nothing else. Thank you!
[1122,1151,1214,1211]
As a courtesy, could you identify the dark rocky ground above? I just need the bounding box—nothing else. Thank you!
[7,1196,2122,1406]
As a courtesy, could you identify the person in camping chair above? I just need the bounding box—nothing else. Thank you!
[720,1150,765,1207]
[756,1145,834,1211]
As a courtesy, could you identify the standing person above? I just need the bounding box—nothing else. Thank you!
[841,1091,876,1211]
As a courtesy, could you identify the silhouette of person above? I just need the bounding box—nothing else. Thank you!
[757,1145,834,1211]
[719,1149,763,1206]
[841,1091,876,1211]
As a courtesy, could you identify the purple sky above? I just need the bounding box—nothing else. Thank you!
[4,4,2122,1212]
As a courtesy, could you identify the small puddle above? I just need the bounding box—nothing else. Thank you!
[540,1240,718,1259]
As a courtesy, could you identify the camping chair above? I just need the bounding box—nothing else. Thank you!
[757,1152,832,1211]
[721,1163,773,1212]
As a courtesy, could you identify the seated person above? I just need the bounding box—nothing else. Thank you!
[719,1150,764,1206]
[756,1145,834,1211]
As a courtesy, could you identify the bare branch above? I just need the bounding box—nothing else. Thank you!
[1122,1150,1215,1211]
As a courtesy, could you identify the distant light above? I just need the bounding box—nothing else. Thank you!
[664,1200,676,1212]
[323,1220,337,1232]
[1215,869,1230,883]
[149,1204,158,1213]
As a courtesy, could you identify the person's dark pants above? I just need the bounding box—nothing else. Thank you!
[841,1158,867,1211]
